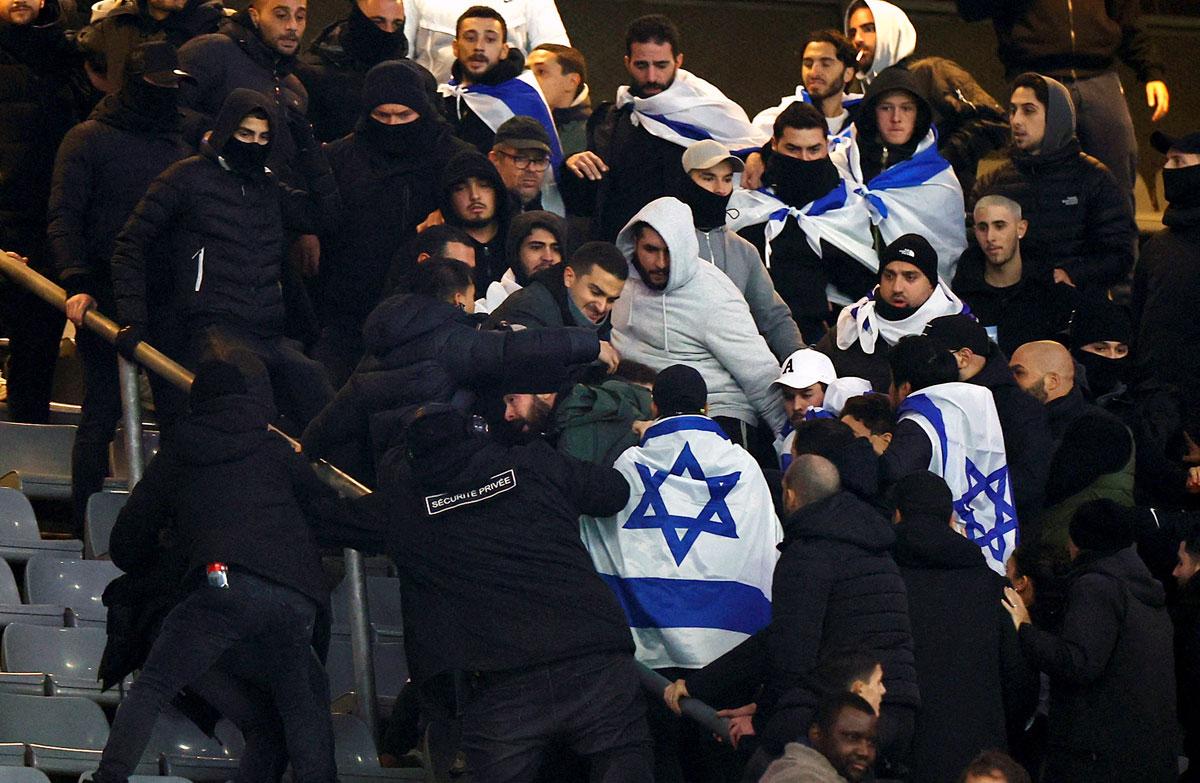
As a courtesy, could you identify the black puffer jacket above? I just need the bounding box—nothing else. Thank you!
[300,292,602,483]
[0,0,80,263]
[971,74,1135,289]
[111,89,337,337]
[687,491,919,750]
[48,93,190,303]
[178,11,308,183]
[318,102,470,328]
[483,262,612,340]
[1018,546,1177,782]
[1132,197,1200,387]
[108,353,331,605]
[75,0,222,89]
[895,515,1037,783]
[437,149,514,289]
[295,8,413,143]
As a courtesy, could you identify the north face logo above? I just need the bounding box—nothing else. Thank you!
[899,248,916,257]
[1062,196,1079,206]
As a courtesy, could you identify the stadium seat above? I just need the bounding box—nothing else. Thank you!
[108,428,160,484]
[0,558,68,632]
[1,625,123,705]
[330,575,404,642]
[0,769,51,782]
[146,705,238,782]
[24,556,120,627]
[332,714,424,781]
[0,488,82,564]
[0,743,26,768]
[0,692,108,775]
[84,492,128,560]
[0,423,76,500]
[326,639,409,718]
[79,773,193,782]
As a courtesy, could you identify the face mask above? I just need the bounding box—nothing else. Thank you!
[679,176,731,230]
[765,153,840,208]
[1163,164,1200,207]
[120,79,179,124]
[1075,350,1129,397]
[222,138,270,174]
[344,6,408,64]
[359,116,429,155]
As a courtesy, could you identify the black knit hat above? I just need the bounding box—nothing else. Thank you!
[361,60,428,115]
[924,313,991,357]
[189,358,249,405]
[1069,294,1132,350]
[1069,498,1134,554]
[653,364,707,417]
[880,233,939,286]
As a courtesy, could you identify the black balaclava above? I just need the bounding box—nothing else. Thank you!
[118,77,180,130]
[209,88,276,176]
[356,60,436,156]
[678,176,731,230]
[1070,295,1132,398]
[342,1,408,65]
[764,153,841,209]
[1164,164,1200,210]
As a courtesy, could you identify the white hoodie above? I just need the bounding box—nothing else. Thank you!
[612,198,786,433]
[845,0,917,86]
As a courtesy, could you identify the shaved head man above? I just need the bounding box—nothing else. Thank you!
[1009,340,1074,404]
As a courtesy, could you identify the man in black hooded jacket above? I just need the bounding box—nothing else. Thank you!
[95,350,338,783]
[1002,499,1177,783]
[47,41,192,536]
[437,149,513,290]
[971,72,1135,291]
[313,60,470,387]
[111,88,337,430]
[295,0,410,143]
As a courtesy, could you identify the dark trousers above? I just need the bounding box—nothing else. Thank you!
[1067,70,1138,197]
[71,326,121,536]
[1,286,63,423]
[93,571,336,783]
[311,322,363,392]
[649,666,745,783]
[459,652,653,783]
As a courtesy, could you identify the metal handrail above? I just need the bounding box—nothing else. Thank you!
[637,664,733,745]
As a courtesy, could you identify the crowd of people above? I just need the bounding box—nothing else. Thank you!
[1,0,1199,781]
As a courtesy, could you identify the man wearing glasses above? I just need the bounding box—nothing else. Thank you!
[489,116,554,212]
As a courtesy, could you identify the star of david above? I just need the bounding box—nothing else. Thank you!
[954,459,1019,562]
[624,443,742,566]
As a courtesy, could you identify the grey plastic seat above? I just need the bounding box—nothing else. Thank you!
[0,769,51,782]
[0,557,67,634]
[332,714,424,781]
[326,640,408,717]
[2,624,123,704]
[0,488,82,564]
[108,429,160,484]
[145,705,238,781]
[84,492,128,560]
[0,743,28,768]
[24,556,121,627]
[330,575,404,642]
[79,774,192,783]
[0,423,76,500]
[0,692,108,775]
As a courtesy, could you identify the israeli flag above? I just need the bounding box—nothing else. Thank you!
[615,69,768,155]
[829,126,966,283]
[751,86,862,140]
[439,71,565,215]
[727,183,877,304]
[582,416,782,670]
[898,383,1019,574]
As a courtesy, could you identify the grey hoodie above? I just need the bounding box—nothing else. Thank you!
[759,742,850,783]
[1031,73,1077,156]
[694,225,804,361]
[612,197,786,432]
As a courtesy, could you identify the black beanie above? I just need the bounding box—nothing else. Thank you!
[189,357,248,405]
[891,470,954,525]
[1070,295,1132,350]
[653,364,708,416]
[1068,498,1134,554]
[880,233,939,286]
[361,60,429,116]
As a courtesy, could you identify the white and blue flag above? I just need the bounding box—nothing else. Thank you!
[751,86,862,140]
[829,125,966,283]
[582,415,782,670]
[439,70,565,214]
[615,69,768,155]
[898,383,1019,575]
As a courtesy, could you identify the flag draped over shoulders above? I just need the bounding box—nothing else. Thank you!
[615,69,768,155]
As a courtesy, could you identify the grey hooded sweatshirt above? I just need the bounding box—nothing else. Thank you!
[612,197,786,432]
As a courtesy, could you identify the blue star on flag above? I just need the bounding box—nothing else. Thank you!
[624,443,741,566]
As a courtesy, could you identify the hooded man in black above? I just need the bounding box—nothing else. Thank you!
[437,149,513,290]
[296,0,412,143]
[1069,294,1132,407]
[853,67,935,185]
[1002,499,1178,783]
[314,60,470,387]
[971,72,1135,291]
[48,41,193,536]
[94,350,338,783]
[892,471,1036,783]
[111,88,338,430]
[0,0,80,424]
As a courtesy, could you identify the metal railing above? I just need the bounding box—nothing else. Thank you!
[0,250,734,757]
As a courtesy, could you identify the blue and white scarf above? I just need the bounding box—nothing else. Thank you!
[615,69,767,155]
[751,86,862,140]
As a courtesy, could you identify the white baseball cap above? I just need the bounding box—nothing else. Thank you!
[822,377,873,416]
[775,349,837,390]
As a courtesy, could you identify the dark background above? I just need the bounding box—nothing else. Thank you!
[304,0,1200,213]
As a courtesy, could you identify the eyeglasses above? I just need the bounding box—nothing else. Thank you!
[495,149,551,170]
